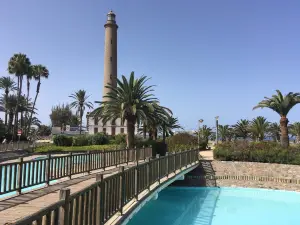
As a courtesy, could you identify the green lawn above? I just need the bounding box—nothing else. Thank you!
[34,144,123,152]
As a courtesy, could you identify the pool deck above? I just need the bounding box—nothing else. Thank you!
[0,161,141,225]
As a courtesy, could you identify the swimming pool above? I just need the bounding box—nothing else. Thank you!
[126,187,300,225]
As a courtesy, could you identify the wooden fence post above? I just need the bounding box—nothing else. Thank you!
[174,152,177,174]
[119,166,125,215]
[165,153,169,178]
[59,188,71,225]
[134,162,139,200]
[87,151,91,174]
[69,152,73,179]
[143,145,146,161]
[156,154,160,184]
[146,157,151,190]
[17,157,23,194]
[46,154,51,186]
[135,146,138,162]
[103,150,106,171]
[96,174,105,225]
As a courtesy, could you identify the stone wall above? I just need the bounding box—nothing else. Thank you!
[211,161,300,192]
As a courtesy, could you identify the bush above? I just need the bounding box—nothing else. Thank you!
[53,135,73,146]
[73,135,89,146]
[214,141,300,165]
[114,134,127,144]
[166,132,198,152]
[34,144,122,152]
[88,133,109,145]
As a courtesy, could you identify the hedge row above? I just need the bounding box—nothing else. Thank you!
[214,141,300,165]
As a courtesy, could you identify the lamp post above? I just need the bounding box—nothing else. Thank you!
[198,119,204,149]
[215,116,219,145]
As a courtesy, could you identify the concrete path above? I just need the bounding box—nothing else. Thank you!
[199,150,214,160]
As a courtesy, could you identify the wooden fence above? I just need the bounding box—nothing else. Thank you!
[0,147,152,196]
[13,149,199,225]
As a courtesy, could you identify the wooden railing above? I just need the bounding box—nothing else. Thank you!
[0,147,152,196]
[13,149,199,225]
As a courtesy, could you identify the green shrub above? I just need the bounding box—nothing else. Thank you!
[114,134,127,144]
[34,144,122,152]
[53,135,73,146]
[73,135,89,146]
[214,141,300,165]
[88,133,109,145]
[166,132,198,152]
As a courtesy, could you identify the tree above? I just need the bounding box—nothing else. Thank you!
[0,77,17,127]
[37,125,52,136]
[289,122,300,143]
[69,90,93,134]
[198,125,213,148]
[249,116,269,141]
[27,64,49,135]
[253,90,300,147]
[0,94,18,133]
[161,116,183,142]
[93,72,158,148]
[233,119,250,140]
[50,104,74,128]
[218,125,231,142]
[8,53,31,139]
[268,122,280,142]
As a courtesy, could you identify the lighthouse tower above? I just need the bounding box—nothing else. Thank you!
[103,10,118,99]
[87,11,138,136]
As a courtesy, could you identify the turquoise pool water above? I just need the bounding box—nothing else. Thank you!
[126,187,300,225]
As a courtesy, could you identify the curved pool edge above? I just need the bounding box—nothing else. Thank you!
[112,164,199,225]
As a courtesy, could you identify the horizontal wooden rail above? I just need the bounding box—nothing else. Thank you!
[13,148,200,225]
[0,147,152,196]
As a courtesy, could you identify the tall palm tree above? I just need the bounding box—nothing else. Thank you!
[0,94,18,133]
[27,64,49,135]
[0,77,17,126]
[232,119,250,140]
[198,125,213,147]
[161,116,183,142]
[249,116,269,141]
[69,90,93,134]
[289,122,300,143]
[253,90,300,147]
[218,125,231,142]
[8,53,31,138]
[93,72,158,148]
[268,122,280,142]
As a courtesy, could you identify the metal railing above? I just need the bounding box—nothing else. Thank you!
[0,147,152,196]
[14,148,199,225]
[0,141,52,152]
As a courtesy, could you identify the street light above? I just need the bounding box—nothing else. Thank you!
[215,116,219,145]
[198,119,204,149]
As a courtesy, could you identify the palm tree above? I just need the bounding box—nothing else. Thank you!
[69,90,93,134]
[218,125,231,142]
[289,122,300,143]
[198,125,213,148]
[93,72,158,148]
[253,90,300,147]
[0,94,18,133]
[27,64,49,135]
[0,77,17,126]
[249,116,269,141]
[161,116,183,142]
[232,119,250,140]
[8,53,31,138]
[268,122,280,142]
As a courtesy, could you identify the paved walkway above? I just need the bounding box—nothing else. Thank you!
[199,150,214,160]
[0,161,140,225]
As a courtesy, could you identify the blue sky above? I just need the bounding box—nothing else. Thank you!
[1,0,300,130]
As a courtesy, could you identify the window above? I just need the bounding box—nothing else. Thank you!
[112,127,116,136]
[94,117,99,125]
[111,120,116,125]
[103,128,106,133]
[94,128,98,134]
[110,57,112,62]
[121,128,124,134]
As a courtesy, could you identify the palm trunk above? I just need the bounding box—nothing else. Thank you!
[126,117,136,148]
[162,123,166,143]
[280,116,289,148]
[13,76,22,140]
[24,77,30,134]
[143,124,146,139]
[79,107,83,135]
[28,77,40,135]
[4,89,8,127]
[8,112,14,134]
